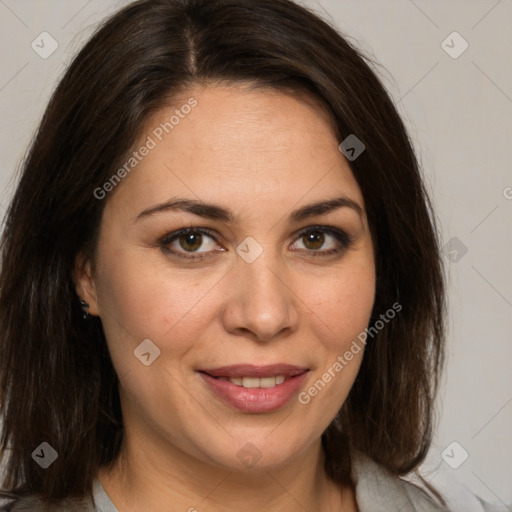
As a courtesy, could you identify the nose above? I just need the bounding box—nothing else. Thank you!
[221,248,300,343]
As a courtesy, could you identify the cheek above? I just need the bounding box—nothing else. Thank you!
[94,250,221,361]
[296,266,374,428]
[306,260,376,352]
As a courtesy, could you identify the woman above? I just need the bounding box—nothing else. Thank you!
[0,0,506,510]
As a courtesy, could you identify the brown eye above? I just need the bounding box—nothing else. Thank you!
[302,231,325,250]
[178,232,204,252]
[159,228,221,261]
[291,226,353,257]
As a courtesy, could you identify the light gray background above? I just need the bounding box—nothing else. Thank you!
[0,0,510,506]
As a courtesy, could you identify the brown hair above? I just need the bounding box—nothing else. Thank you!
[0,0,446,505]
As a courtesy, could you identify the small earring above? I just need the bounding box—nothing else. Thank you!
[79,299,90,319]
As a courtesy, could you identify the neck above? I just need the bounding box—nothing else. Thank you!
[98,427,355,511]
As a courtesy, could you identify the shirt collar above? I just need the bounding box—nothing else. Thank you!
[351,450,420,512]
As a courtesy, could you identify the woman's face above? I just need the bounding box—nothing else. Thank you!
[76,84,376,472]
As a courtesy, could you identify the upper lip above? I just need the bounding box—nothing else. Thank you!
[199,364,309,378]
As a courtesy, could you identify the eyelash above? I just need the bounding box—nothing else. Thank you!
[158,225,354,262]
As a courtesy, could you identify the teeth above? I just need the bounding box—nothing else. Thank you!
[259,376,276,388]
[243,377,260,388]
[226,375,286,388]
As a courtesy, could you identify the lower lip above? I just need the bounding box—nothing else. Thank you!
[198,371,309,413]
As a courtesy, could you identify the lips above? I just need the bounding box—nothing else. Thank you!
[198,364,310,413]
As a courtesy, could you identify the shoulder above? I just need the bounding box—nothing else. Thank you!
[350,450,446,511]
[350,450,512,512]
[0,492,96,512]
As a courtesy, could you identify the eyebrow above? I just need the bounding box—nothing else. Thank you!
[134,195,363,224]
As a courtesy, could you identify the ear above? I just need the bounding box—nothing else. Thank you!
[72,251,100,317]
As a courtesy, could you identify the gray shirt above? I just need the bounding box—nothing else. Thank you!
[2,451,509,511]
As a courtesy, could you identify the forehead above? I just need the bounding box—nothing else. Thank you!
[149,84,339,158]
[105,84,365,222]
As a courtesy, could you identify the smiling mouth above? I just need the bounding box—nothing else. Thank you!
[197,363,310,410]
